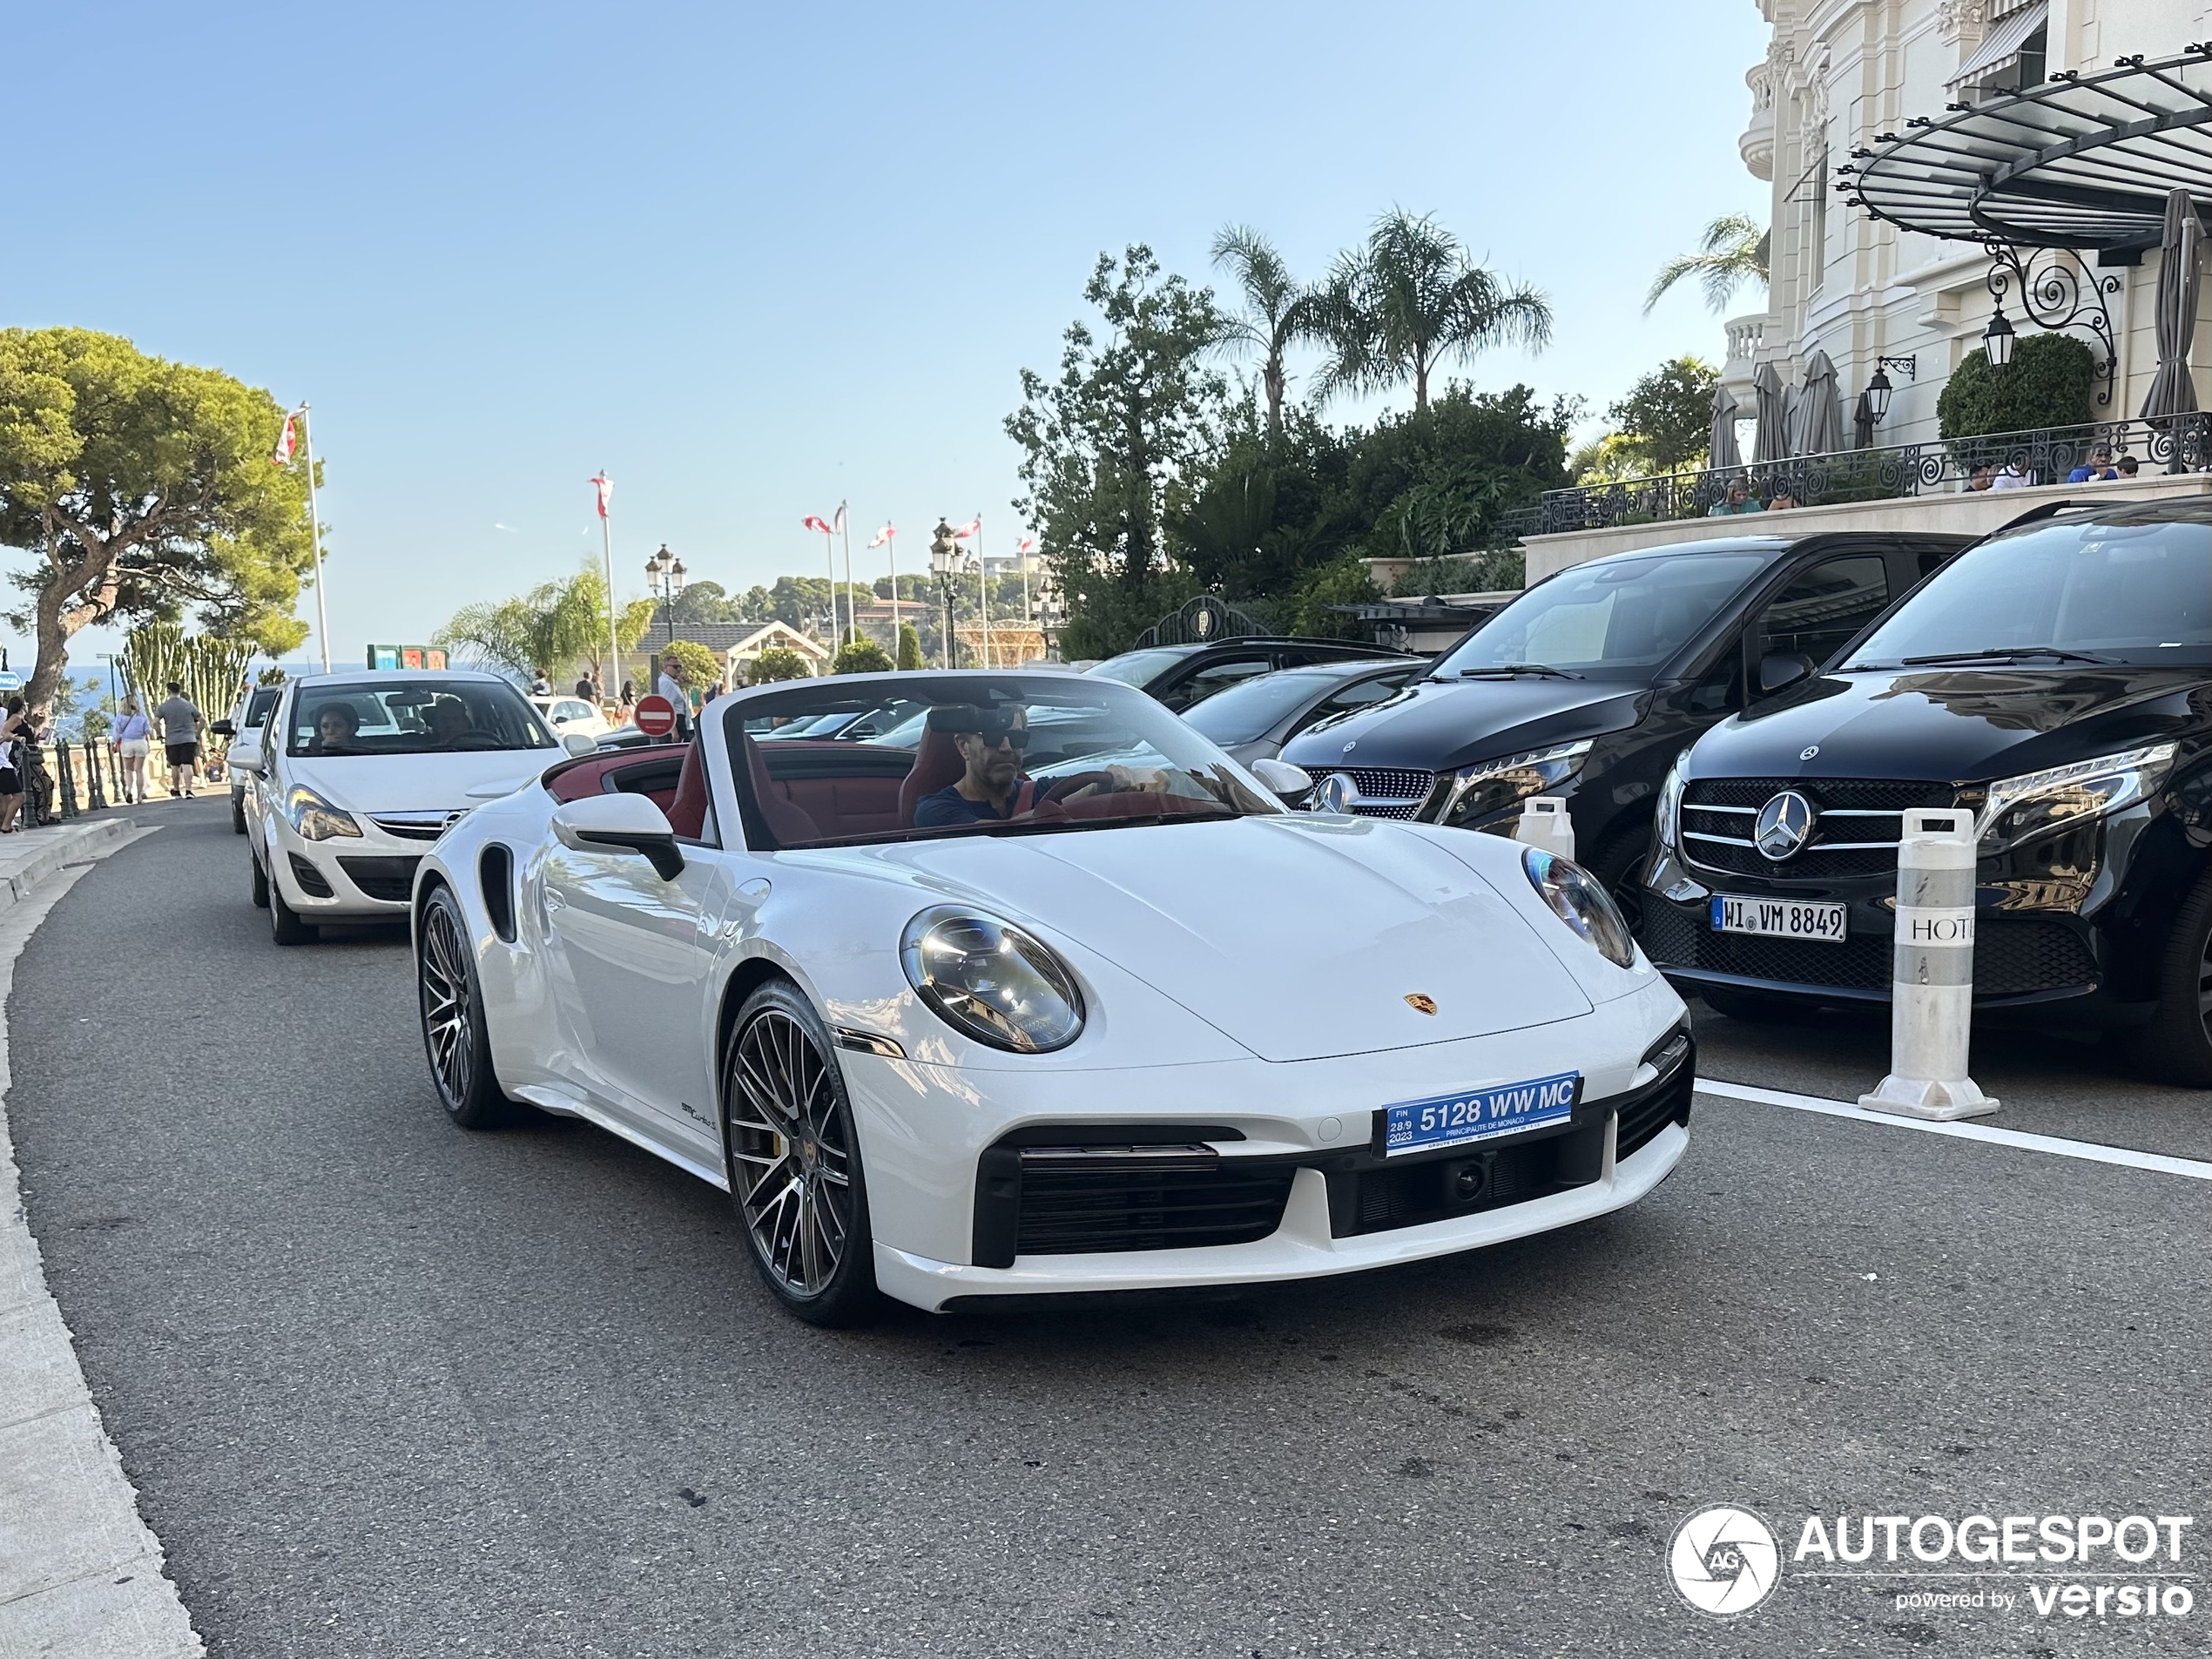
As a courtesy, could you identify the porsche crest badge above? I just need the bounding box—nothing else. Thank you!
[1404,993,1438,1016]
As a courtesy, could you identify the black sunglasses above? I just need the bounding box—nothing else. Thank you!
[966,724,1030,750]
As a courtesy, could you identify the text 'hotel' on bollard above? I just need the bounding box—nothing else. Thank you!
[1859,808,1998,1121]
[1514,796,1575,861]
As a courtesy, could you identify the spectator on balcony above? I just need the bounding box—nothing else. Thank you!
[1706,476,1764,516]
[1966,462,1996,492]
[2117,455,2141,478]
[1767,489,1801,511]
[2066,445,2118,483]
[1990,460,2035,490]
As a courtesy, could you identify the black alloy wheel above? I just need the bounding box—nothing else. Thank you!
[417,884,524,1127]
[723,981,877,1325]
[1588,821,1652,938]
[2128,863,2212,1088]
[269,868,315,945]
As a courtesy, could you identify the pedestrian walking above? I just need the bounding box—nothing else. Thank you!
[615,678,637,726]
[112,693,152,803]
[153,681,205,800]
[0,698,24,834]
[656,659,691,741]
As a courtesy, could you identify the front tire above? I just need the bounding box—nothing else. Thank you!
[231,792,247,834]
[722,980,879,1326]
[2126,864,2212,1087]
[249,851,269,909]
[417,884,526,1127]
[269,867,315,945]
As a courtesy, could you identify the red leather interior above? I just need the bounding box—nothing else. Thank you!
[739,733,822,842]
[898,725,968,826]
[668,740,710,839]
[542,753,637,802]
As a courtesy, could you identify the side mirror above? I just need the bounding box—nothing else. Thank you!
[550,793,685,880]
[561,732,598,756]
[1250,757,1314,806]
[209,719,236,738]
[1757,651,1816,695]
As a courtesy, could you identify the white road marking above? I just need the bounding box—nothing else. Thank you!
[1696,1076,2212,1182]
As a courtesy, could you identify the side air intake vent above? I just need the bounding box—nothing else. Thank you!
[479,844,516,942]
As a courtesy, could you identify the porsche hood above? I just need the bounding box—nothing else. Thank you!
[859,815,1595,1062]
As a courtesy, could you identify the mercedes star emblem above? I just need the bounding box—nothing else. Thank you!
[1799,744,1820,761]
[1754,790,1817,860]
[1315,772,1360,814]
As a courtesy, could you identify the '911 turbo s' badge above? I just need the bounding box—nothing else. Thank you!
[1404,993,1438,1015]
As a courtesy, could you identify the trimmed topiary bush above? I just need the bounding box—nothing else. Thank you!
[1937,332,2096,441]
[832,638,894,675]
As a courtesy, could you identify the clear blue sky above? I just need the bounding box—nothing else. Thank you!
[13,0,1768,679]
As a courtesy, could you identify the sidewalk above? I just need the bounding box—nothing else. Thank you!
[0,815,200,1659]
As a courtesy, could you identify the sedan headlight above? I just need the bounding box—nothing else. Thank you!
[900,907,1086,1053]
[1433,740,1594,829]
[1974,743,2176,854]
[1522,846,1636,968]
[284,784,362,841]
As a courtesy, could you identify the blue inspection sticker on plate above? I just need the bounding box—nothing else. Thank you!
[1381,1071,1581,1157]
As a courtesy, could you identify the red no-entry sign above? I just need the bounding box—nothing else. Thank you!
[633,694,679,738]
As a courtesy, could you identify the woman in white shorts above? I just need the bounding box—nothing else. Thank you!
[112,694,152,805]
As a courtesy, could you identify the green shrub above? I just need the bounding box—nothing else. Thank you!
[895,623,923,671]
[1937,333,2095,440]
[746,647,812,685]
[832,638,894,675]
[660,638,722,690]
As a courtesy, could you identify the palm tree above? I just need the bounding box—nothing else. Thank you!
[1210,225,1324,435]
[1311,209,1553,412]
[1643,213,1770,314]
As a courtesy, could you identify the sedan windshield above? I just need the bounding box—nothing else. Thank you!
[1435,550,1770,679]
[1086,647,1191,688]
[1184,668,1357,745]
[724,672,1280,849]
[287,679,556,757]
[1845,514,2212,669]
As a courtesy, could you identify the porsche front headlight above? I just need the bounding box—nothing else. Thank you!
[1522,846,1637,968]
[1433,740,1593,829]
[900,907,1085,1053]
[1974,743,2176,854]
[285,785,362,841]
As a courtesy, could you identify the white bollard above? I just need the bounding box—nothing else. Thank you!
[1514,796,1576,860]
[1859,809,1998,1121]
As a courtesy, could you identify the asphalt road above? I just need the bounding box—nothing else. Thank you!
[10,800,2209,1658]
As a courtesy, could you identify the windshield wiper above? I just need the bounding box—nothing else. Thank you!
[1446,663,1583,680]
[1900,646,2111,667]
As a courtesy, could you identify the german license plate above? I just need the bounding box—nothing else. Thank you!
[1381,1071,1580,1157]
[1710,894,1847,942]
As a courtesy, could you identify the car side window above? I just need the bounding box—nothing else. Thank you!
[1917,545,1960,581]
[1687,638,1744,715]
[1757,555,1890,678]
[1160,657,1272,711]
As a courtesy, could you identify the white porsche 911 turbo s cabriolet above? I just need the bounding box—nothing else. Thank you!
[409,670,1694,1324]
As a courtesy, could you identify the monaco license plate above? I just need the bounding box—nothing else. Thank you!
[1381,1071,1581,1157]
[1710,894,1847,942]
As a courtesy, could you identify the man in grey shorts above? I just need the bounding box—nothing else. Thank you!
[153,681,205,800]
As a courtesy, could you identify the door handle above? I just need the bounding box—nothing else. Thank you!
[543,887,567,910]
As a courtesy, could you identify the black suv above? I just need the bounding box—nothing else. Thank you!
[1279,530,1972,905]
[1089,637,1419,712]
[1640,500,2212,1083]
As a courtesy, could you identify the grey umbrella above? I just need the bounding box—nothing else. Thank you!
[2141,187,2203,421]
[1709,383,1743,471]
[1751,361,1788,464]
[1791,348,1844,456]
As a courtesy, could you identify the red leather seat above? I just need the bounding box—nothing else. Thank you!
[738,732,821,843]
[668,740,711,840]
[898,721,968,826]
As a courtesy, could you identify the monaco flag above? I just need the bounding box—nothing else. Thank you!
[953,518,981,539]
[832,502,847,533]
[867,523,894,549]
[591,473,614,518]
[271,413,298,468]
[802,514,835,535]
[1015,536,1035,555]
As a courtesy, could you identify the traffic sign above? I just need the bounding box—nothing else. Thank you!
[0,671,20,691]
[633,694,679,738]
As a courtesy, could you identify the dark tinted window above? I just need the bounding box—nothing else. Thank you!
[1158,656,1272,711]
[1312,670,1413,718]
[1437,552,1769,679]
[244,686,281,727]
[1758,555,1889,671]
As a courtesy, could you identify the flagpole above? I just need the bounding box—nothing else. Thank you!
[597,472,618,703]
[975,512,991,669]
[887,528,900,640]
[820,525,837,646]
[839,503,854,646]
[299,403,331,672]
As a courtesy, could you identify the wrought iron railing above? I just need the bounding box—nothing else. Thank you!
[1509,413,2212,538]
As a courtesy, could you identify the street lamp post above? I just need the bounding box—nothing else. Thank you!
[929,518,961,670]
[645,543,687,651]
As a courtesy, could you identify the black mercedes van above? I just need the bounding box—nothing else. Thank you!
[1278,529,1972,909]
[1639,499,2212,1084]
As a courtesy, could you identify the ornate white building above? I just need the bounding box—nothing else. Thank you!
[1729,0,2211,444]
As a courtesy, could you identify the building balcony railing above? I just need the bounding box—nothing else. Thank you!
[1508,414,2212,539]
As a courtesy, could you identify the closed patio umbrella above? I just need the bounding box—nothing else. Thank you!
[1792,348,1844,456]
[2141,187,2203,421]
[1709,383,1742,471]
[1751,361,1788,464]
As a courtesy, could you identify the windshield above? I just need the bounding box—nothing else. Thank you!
[1434,550,1770,679]
[286,679,556,757]
[1845,514,2212,669]
[723,672,1280,849]
[242,685,280,728]
[1184,669,1348,744]
[1087,647,1192,687]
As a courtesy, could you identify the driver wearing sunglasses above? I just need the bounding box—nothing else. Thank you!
[913,704,1170,828]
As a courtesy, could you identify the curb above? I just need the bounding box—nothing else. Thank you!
[0,824,200,1659]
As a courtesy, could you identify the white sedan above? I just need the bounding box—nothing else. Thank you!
[246,671,595,944]
[531,694,611,742]
[409,671,1692,1324]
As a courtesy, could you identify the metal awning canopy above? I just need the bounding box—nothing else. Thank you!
[1841,46,2212,252]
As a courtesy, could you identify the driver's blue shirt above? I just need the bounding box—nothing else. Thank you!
[914,779,1038,827]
